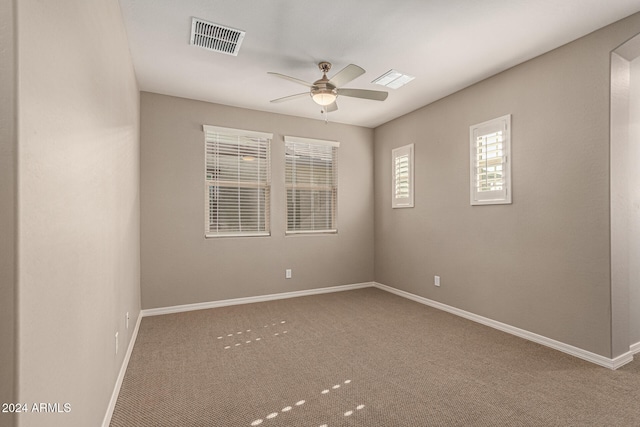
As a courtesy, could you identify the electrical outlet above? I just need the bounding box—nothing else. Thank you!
[126,312,129,329]
[434,276,440,287]
[115,332,119,355]
[285,269,292,279]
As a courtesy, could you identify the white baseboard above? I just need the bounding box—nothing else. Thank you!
[372,282,633,370]
[101,311,143,427]
[141,282,375,317]
[100,281,635,426]
[140,281,635,369]
[103,278,634,427]
[611,351,635,370]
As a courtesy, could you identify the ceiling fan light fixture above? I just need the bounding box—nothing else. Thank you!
[311,90,337,106]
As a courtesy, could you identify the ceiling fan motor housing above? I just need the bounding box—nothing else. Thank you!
[309,61,338,106]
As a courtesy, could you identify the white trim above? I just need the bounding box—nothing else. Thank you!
[100,283,636,426]
[141,282,374,317]
[372,282,633,370]
[103,278,636,427]
[205,231,271,238]
[284,135,340,147]
[611,351,635,369]
[285,229,337,235]
[203,124,272,140]
[101,311,143,427]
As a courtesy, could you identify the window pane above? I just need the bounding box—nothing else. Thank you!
[285,138,338,233]
[287,189,334,231]
[209,186,266,233]
[469,115,511,205]
[394,154,410,199]
[475,131,505,193]
[392,144,414,208]
[204,126,271,236]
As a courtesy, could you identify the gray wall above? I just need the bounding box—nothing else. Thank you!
[140,92,374,309]
[0,0,16,426]
[15,1,140,426]
[374,13,640,358]
[5,7,640,427]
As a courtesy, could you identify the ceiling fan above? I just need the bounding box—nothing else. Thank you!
[268,62,388,112]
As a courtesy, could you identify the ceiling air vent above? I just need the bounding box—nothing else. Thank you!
[190,17,245,56]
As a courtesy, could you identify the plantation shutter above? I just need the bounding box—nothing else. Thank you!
[204,125,272,237]
[285,136,339,234]
[392,144,414,208]
[470,115,511,205]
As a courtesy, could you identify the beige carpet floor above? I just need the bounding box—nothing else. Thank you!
[110,287,640,426]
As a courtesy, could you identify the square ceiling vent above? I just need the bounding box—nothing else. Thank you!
[190,17,245,56]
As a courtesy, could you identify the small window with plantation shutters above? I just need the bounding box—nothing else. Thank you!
[285,136,339,234]
[203,125,272,237]
[470,115,511,205]
[392,144,414,208]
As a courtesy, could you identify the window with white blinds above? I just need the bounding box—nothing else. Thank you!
[285,136,339,234]
[470,114,511,205]
[392,144,414,208]
[203,125,272,237]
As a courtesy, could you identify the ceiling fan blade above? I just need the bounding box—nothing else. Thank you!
[337,88,388,101]
[329,64,365,87]
[325,102,338,113]
[267,72,314,88]
[270,92,309,103]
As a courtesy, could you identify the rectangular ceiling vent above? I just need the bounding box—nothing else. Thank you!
[372,69,415,89]
[190,17,245,56]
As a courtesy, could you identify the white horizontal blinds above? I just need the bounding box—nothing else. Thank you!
[392,144,414,208]
[470,115,511,205]
[285,136,339,234]
[204,125,272,237]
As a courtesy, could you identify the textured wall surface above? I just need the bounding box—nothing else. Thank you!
[374,13,640,358]
[6,6,640,427]
[140,92,374,309]
[16,0,140,425]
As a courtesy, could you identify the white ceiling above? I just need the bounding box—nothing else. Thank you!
[119,0,640,128]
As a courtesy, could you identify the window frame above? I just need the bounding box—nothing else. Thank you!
[284,135,339,235]
[203,124,272,238]
[469,114,512,206]
[392,143,415,209]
